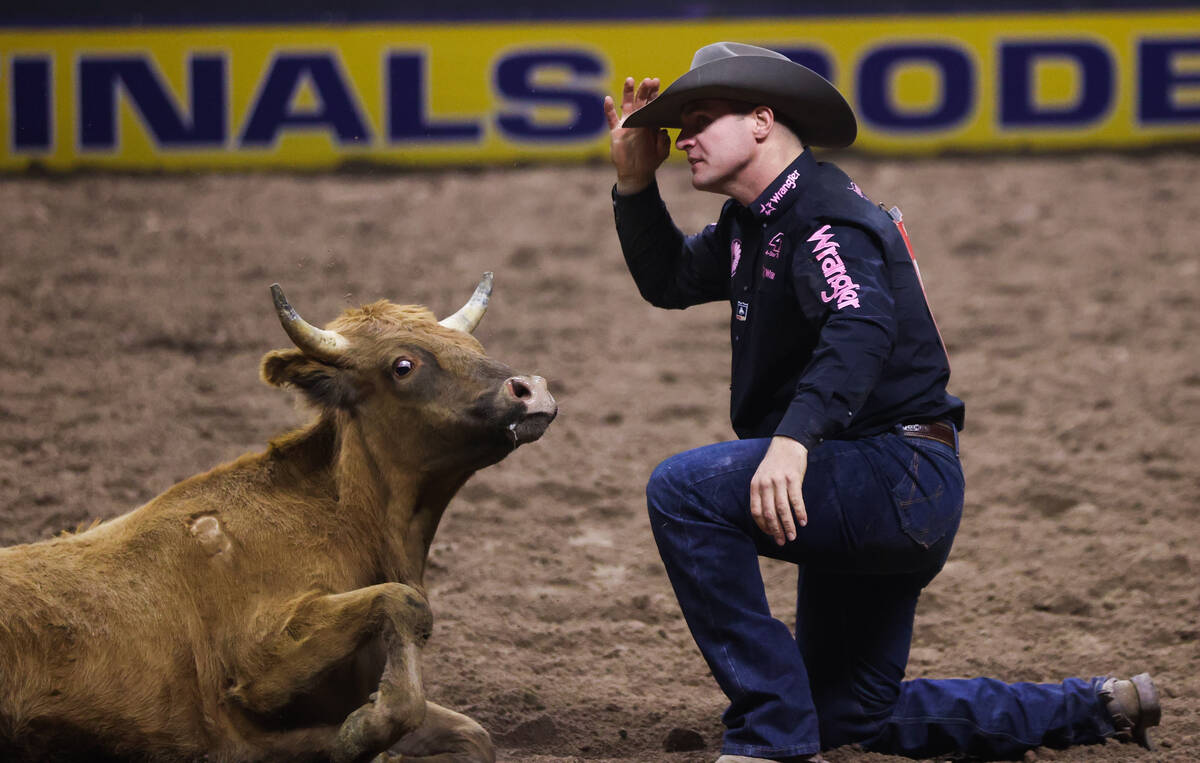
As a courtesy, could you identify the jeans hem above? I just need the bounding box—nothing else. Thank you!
[722,742,820,757]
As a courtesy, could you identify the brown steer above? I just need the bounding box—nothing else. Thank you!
[0,274,556,762]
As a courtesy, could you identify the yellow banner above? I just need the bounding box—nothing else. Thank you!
[1,11,1198,170]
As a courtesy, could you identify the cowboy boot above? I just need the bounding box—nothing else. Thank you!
[1099,672,1161,750]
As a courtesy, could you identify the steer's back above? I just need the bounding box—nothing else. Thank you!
[0,449,388,761]
[0,507,220,759]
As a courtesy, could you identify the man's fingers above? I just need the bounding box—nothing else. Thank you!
[749,485,763,531]
[787,477,807,528]
[620,76,636,114]
[603,95,620,130]
[774,480,795,542]
[615,76,660,125]
[755,480,783,544]
[635,77,659,109]
[748,438,810,546]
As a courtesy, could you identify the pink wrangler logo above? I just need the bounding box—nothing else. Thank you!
[759,169,800,216]
[807,225,861,310]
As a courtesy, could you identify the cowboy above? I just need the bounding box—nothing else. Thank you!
[603,41,1160,762]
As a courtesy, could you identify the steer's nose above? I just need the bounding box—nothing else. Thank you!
[505,375,557,416]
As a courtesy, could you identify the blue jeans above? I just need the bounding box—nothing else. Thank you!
[646,432,1117,759]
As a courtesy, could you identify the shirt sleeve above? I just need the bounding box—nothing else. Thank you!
[612,181,730,309]
[776,223,896,448]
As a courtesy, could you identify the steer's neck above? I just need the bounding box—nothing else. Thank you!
[331,413,469,589]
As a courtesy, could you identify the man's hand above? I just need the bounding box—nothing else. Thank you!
[604,77,671,195]
[749,436,809,546]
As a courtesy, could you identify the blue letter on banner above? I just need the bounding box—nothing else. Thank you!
[387,53,481,141]
[858,45,973,130]
[12,58,51,151]
[79,56,225,150]
[1000,42,1113,127]
[777,48,834,82]
[241,54,370,146]
[1140,39,1200,124]
[495,51,606,140]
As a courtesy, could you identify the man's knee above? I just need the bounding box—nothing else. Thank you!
[815,680,900,750]
[646,454,687,513]
[646,441,763,527]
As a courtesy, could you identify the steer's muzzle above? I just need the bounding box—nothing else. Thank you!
[504,375,557,446]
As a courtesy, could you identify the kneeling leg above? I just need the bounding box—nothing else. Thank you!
[797,568,919,750]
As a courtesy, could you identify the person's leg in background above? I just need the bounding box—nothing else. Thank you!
[800,434,1157,758]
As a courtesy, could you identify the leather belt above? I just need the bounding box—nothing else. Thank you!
[898,420,957,451]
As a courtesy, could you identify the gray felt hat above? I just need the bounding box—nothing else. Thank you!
[623,41,857,149]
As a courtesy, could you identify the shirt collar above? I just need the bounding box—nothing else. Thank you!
[747,149,816,223]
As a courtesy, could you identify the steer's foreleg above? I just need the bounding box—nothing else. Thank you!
[228,583,432,762]
[328,585,432,763]
[382,701,496,762]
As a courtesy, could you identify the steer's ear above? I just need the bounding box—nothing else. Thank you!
[261,349,359,409]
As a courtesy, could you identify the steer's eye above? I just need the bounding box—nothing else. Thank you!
[393,358,416,378]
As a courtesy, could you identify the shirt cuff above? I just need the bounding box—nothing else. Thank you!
[611,178,660,201]
[775,398,847,450]
[612,180,667,224]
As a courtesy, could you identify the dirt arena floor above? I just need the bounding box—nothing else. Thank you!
[1,153,1197,762]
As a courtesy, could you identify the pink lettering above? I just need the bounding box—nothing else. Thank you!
[810,225,860,310]
[813,243,839,261]
[765,232,784,258]
[821,274,858,303]
[821,255,845,277]
[759,169,801,216]
[807,224,836,253]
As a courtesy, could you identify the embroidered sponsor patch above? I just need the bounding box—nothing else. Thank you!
[847,180,870,201]
[730,238,742,276]
[758,169,801,216]
[762,267,776,280]
[735,300,749,321]
[807,224,861,310]
[764,232,783,258]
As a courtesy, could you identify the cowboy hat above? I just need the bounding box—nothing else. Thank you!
[623,41,857,148]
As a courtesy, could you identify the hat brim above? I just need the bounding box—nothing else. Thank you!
[623,56,857,149]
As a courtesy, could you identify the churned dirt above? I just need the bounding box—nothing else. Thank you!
[1,154,1197,762]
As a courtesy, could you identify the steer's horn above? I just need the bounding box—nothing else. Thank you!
[438,272,493,334]
[270,284,350,363]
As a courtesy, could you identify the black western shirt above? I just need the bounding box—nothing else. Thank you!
[612,149,964,449]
